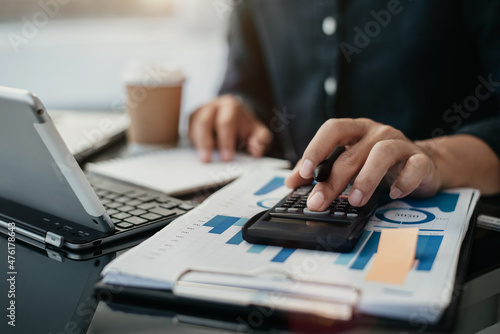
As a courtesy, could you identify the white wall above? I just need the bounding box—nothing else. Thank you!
[0,0,232,132]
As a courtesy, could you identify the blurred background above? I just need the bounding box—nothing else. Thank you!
[0,0,232,127]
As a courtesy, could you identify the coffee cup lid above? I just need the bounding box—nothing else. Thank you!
[122,62,185,86]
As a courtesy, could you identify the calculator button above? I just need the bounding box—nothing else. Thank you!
[275,207,287,213]
[288,208,300,213]
[303,208,330,215]
[347,213,358,218]
[334,211,346,216]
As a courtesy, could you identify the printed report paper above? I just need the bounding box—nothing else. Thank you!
[102,169,479,323]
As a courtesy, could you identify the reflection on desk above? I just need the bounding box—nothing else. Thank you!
[0,233,113,334]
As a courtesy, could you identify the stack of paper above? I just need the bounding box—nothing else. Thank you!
[102,169,479,323]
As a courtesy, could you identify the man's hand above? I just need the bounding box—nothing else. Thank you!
[189,95,272,162]
[285,118,444,211]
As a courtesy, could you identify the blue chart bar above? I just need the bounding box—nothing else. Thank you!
[349,232,444,271]
[271,248,295,263]
[204,215,240,234]
[248,244,267,254]
[254,177,285,196]
[415,235,443,271]
[334,230,371,266]
[227,231,244,245]
[233,218,249,227]
[350,232,381,270]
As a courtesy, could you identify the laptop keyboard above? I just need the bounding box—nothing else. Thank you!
[88,175,196,233]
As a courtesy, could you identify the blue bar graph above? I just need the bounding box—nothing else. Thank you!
[271,248,296,263]
[254,177,285,196]
[334,230,371,266]
[351,232,381,270]
[226,231,244,245]
[415,235,443,271]
[204,215,241,234]
[349,232,443,271]
[203,215,297,263]
[248,244,267,254]
[233,218,249,227]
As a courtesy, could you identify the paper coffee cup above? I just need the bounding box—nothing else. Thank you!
[123,62,185,145]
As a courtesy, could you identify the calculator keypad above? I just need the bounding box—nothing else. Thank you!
[269,184,362,223]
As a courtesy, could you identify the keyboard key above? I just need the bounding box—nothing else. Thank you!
[117,205,135,212]
[124,189,148,198]
[115,196,131,203]
[178,203,196,211]
[116,222,134,229]
[95,189,109,197]
[149,207,176,217]
[106,201,122,209]
[141,213,162,221]
[129,209,147,216]
[137,202,157,210]
[112,212,132,220]
[100,198,111,205]
[124,216,148,226]
[104,193,119,200]
[127,199,143,206]
[160,202,177,209]
[137,194,157,202]
[106,209,119,215]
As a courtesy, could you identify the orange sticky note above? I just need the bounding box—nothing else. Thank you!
[365,228,419,284]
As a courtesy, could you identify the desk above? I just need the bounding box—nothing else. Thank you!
[1,196,499,334]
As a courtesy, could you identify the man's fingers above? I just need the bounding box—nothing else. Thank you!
[285,158,311,189]
[306,137,377,211]
[247,124,272,157]
[299,118,368,179]
[390,153,435,198]
[215,105,238,161]
[189,106,216,162]
[350,140,424,207]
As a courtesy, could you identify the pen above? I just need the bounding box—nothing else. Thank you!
[312,146,346,182]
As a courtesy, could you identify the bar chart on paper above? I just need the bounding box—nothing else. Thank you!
[334,230,443,271]
[203,215,296,263]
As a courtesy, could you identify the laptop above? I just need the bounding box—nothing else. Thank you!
[0,86,196,250]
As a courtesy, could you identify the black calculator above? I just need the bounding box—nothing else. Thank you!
[242,184,381,253]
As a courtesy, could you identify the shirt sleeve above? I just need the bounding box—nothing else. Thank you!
[455,0,500,159]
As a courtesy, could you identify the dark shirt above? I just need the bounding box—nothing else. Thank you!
[219,0,500,163]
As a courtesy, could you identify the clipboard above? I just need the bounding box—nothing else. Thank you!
[93,204,479,332]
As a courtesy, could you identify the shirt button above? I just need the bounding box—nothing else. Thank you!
[324,77,337,96]
[322,16,337,35]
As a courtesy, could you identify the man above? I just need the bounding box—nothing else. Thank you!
[189,0,500,211]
